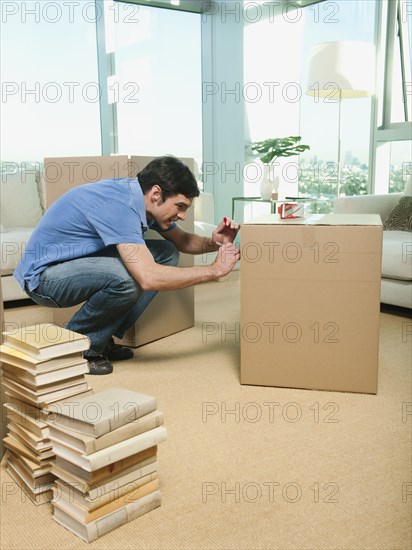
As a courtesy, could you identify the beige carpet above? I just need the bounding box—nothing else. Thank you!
[1,279,411,550]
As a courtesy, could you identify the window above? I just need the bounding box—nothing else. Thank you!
[0,0,101,170]
[243,2,304,199]
[244,0,376,207]
[102,1,202,168]
[389,141,411,192]
[372,0,412,193]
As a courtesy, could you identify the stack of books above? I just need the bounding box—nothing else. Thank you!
[3,401,56,505]
[47,388,167,542]
[0,323,92,504]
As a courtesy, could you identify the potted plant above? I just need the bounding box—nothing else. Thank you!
[251,136,310,200]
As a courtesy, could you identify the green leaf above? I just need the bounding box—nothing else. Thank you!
[250,135,310,164]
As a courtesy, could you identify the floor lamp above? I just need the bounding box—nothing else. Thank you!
[306,41,376,196]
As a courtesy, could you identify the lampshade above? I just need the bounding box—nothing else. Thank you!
[306,41,376,99]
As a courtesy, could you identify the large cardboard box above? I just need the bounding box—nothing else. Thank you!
[43,155,195,347]
[240,213,383,394]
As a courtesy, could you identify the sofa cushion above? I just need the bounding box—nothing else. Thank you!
[381,278,412,309]
[333,193,401,221]
[0,227,34,276]
[1,171,43,228]
[1,275,28,301]
[381,231,412,280]
[383,196,412,231]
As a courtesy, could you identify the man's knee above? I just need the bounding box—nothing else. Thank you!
[112,276,142,303]
[147,239,180,267]
[164,241,180,267]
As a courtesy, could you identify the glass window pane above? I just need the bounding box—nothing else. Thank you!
[243,4,304,198]
[374,142,391,194]
[374,140,411,193]
[104,1,202,167]
[0,0,101,166]
[243,0,376,201]
[300,0,376,199]
[389,140,412,192]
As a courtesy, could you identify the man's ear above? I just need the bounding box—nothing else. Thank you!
[150,184,162,203]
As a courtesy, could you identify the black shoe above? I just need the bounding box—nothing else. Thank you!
[105,339,134,362]
[84,354,113,375]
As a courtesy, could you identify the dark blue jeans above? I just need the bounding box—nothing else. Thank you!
[27,240,179,355]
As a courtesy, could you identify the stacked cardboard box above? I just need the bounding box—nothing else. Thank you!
[47,388,167,542]
[0,323,92,504]
[44,154,195,348]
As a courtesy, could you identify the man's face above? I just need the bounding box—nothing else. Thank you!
[153,192,193,230]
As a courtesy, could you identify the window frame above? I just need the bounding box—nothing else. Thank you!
[113,0,211,13]
[369,0,412,193]
[96,0,202,159]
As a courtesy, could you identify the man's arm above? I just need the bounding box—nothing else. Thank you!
[159,225,217,255]
[117,242,239,291]
[159,218,240,255]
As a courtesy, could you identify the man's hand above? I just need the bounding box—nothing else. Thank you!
[212,217,240,246]
[211,242,240,278]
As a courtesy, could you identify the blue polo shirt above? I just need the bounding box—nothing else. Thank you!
[14,178,176,292]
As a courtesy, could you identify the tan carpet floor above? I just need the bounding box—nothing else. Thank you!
[0,279,411,550]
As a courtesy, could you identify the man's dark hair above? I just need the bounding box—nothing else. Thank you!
[137,156,200,200]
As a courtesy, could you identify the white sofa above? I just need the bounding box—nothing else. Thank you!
[1,169,45,302]
[333,181,411,309]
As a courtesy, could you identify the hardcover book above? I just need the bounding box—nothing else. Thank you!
[52,490,161,542]
[46,388,157,437]
[52,478,160,523]
[2,324,90,360]
[7,454,55,492]
[6,465,53,505]
[7,451,54,487]
[8,421,52,453]
[51,427,167,472]
[1,360,89,386]
[3,435,52,465]
[51,457,158,499]
[2,372,87,395]
[3,381,92,407]
[4,402,50,438]
[3,394,52,418]
[48,410,164,455]
[54,471,158,511]
[53,446,157,483]
[0,344,85,372]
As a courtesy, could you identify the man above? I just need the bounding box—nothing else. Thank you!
[14,156,240,375]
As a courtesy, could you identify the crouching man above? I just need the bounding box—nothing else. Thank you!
[14,156,240,375]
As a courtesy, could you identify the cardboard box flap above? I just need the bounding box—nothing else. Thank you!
[246,213,382,226]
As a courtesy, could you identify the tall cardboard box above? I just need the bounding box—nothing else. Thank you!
[240,213,383,394]
[43,155,195,347]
